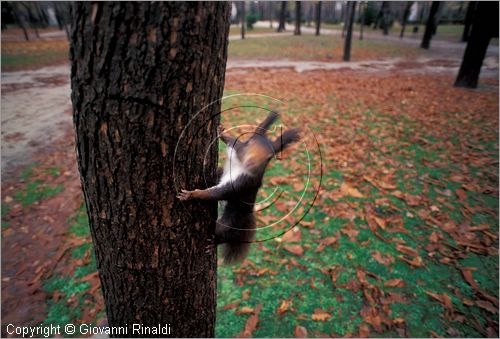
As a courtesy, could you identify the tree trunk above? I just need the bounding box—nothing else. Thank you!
[241,1,246,39]
[400,1,413,38]
[278,1,286,32]
[343,1,356,61]
[359,1,365,40]
[455,1,498,88]
[315,1,322,36]
[70,2,230,337]
[420,1,440,49]
[295,1,301,35]
[12,4,29,41]
[22,3,40,39]
[381,1,390,35]
[462,1,477,42]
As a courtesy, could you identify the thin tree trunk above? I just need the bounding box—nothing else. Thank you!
[241,1,246,39]
[343,1,356,61]
[269,2,274,28]
[400,1,413,38]
[12,4,29,41]
[70,2,230,336]
[462,1,477,42]
[315,1,322,36]
[295,1,301,35]
[455,2,498,88]
[278,1,286,32]
[359,1,365,40]
[381,1,390,35]
[22,3,40,39]
[420,1,440,49]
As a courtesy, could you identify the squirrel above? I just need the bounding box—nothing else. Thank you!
[177,111,301,264]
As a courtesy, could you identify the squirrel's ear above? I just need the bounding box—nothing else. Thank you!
[272,128,301,153]
[255,111,279,135]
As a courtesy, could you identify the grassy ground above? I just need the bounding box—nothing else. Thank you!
[229,25,277,36]
[213,71,499,337]
[2,28,425,71]
[2,67,497,337]
[228,34,422,61]
[1,39,69,71]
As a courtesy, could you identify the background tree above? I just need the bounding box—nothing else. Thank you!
[455,1,499,88]
[315,1,322,36]
[400,1,414,38]
[295,1,301,35]
[380,1,390,35]
[10,2,29,41]
[241,1,246,39]
[461,1,477,42]
[70,2,230,336]
[343,1,356,62]
[420,1,441,49]
[359,1,365,40]
[277,1,287,32]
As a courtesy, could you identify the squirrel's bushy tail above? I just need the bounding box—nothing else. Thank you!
[221,242,250,264]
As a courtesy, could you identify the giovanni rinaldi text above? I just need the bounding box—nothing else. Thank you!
[6,323,172,337]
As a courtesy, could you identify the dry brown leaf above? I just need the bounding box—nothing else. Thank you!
[476,300,498,314]
[239,304,262,338]
[396,244,419,257]
[281,227,302,242]
[236,306,255,315]
[277,300,291,315]
[341,182,365,198]
[425,291,453,310]
[374,216,387,229]
[455,189,467,201]
[372,251,394,266]
[384,279,405,288]
[311,308,332,322]
[294,325,308,338]
[429,232,439,243]
[283,245,304,256]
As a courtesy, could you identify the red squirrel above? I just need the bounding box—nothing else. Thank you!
[177,112,301,264]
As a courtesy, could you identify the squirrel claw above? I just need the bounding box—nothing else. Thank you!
[177,189,193,201]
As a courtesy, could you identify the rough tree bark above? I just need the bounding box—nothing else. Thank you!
[420,1,440,49]
[241,1,246,40]
[455,1,499,88]
[315,1,322,36]
[295,1,301,35]
[70,2,230,337]
[400,1,413,38]
[343,1,356,62]
[277,1,286,32]
[461,1,477,42]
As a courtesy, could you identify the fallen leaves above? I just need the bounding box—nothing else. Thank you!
[384,279,405,288]
[340,182,365,198]
[294,325,308,338]
[283,245,304,256]
[311,308,332,322]
[425,291,453,311]
[239,304,263,338]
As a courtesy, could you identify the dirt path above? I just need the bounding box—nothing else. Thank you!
[1,66,72,179]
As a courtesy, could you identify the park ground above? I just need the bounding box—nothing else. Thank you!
[1,23,499,337]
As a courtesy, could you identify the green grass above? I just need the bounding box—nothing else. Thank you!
[14,180,63,207]
[214,94,498,337]
[228,34,421,61]
[42,202,100,337]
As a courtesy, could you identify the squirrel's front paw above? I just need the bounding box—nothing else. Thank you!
[177,189,194,201]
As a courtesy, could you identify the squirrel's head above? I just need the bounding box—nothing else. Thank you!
[233,112,301,175]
